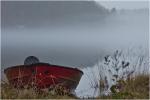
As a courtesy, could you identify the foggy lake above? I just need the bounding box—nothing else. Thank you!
[1,1,149,71]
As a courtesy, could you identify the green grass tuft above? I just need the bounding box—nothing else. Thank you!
[99,74,149,99]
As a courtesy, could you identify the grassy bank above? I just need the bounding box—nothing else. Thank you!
[1,74,149,99]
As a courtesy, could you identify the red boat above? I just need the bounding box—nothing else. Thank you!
[4,56,83,91]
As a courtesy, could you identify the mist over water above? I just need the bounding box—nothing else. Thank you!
[1,1,149,71]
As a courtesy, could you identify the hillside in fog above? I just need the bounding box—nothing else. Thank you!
[2,1,109,29]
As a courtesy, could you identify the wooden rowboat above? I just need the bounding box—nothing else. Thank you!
[4,56,83,91]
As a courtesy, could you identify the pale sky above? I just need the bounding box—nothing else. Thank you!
[95,0,149,10]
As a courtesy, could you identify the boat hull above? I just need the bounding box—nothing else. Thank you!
[4,63,83,91]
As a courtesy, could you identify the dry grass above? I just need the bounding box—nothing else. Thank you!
[1,81,77,99]
[1,74,149,99]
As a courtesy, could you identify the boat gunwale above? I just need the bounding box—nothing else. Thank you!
[4,63,84,75]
